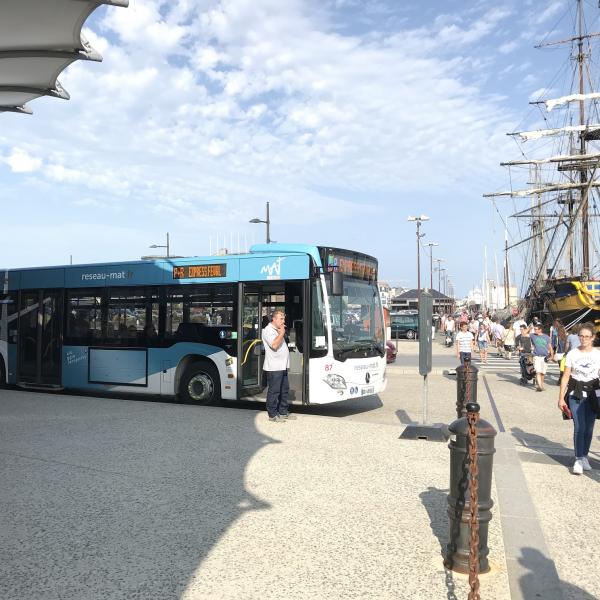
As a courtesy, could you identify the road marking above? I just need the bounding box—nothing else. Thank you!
[470,356,559,372]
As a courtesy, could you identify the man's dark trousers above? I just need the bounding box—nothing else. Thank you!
[519,354,531,382]
[266,370,290,418]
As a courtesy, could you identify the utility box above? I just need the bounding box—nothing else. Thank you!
[419,290,433,376]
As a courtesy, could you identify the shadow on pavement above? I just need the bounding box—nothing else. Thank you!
[511,426,600,474]
[395,408,415,424]
[519,547,598,599]
[227,394,384,418]
[0,394,271,599]
[419,486,458,600]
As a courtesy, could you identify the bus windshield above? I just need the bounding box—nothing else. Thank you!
[326,278,384,360]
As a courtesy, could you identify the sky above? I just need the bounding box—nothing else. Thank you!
[0,0,595,296]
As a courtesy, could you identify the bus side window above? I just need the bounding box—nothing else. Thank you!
[66,290,103,343]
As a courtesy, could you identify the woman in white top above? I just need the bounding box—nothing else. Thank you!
[558,322,600,475]
[477,323,490,364]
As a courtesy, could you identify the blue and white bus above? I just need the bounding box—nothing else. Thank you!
[0,244,387,405]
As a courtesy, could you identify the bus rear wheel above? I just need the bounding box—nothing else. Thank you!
[0,359,6,388]
[180,362,221,405]
[406,329,416,340]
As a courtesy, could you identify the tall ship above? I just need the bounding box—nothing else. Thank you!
[485,0,600,331]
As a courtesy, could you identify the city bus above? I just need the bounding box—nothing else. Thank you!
[0,244,387,405]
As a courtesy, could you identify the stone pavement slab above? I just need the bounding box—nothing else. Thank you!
[0,387,510,600]
[479,370,600,600]
[2,346,598,600]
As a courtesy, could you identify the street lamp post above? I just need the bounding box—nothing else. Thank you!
[434,258,444,292]
[149,232,170,258]
[249,201,271,243]
[440,268,447,295]
[425,242,438,291]
[407,215,429,299]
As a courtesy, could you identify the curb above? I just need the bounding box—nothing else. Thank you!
[389,368,456,375]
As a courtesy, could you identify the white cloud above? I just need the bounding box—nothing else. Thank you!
[0,0,522,280]
[3,148,42,173]
[436,8,511,46]
[499,40,518,54]
[528,86,555,102]
[534,1,563,25]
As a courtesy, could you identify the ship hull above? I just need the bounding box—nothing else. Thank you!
[544,279,600,328]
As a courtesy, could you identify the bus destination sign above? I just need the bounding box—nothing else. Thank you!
[320,248,377,281]
[172,264,227,279]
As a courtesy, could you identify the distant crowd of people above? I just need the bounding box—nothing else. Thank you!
[437,310,599,476]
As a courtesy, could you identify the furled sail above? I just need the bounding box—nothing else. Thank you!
[501,152,600,166]
[508,124,600,141]
[484,181,600,198]
[544,92,600,111]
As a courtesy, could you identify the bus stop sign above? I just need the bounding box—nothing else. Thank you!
[419,291,433,376]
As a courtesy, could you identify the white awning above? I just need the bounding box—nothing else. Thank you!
[0,0,128,115]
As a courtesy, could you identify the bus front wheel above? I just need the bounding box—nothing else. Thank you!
[0,359,6,388]
[406,330,416,340]
[180,362,221,405]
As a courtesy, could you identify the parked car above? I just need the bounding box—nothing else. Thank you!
[390,313,419,339]
[386,340,397,364]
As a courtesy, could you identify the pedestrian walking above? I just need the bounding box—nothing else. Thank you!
[565,329,580,353]
[444,315,455,345]
[491,319,505,356]
[558,322,600,475]
[530,323,554,391]
[477,322,490,364]
[261,310,296,422]
[512,316,528,338]
[502,324,516,359]
[550,319,566,353]
[468,317,478,337]
[455,321,475,366]
[515,324,533,385]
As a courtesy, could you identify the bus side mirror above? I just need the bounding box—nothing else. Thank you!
[331,271,343,296]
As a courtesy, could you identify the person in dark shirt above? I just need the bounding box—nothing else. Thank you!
[516,324,533,385]
[530,324,554,391]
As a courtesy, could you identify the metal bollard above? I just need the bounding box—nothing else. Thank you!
[445,402,497,575]
[455,359,478,418]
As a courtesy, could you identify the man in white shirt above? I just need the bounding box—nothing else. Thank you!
[512,317,527,338]
[262,310,295,422]
[455,321,475,365]
[491,320,506,356]
[445,315,456,344]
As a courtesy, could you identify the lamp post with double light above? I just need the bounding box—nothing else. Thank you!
[425,242,438,291]
[407,215,429,299]
[434,258,444,292]
[149,232,170,258]
[249,201,271,243]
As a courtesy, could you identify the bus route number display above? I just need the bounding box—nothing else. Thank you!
[172,264,227,279]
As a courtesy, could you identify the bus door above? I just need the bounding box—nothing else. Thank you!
[17,290,63,387]
[238,282,308,404]
[239,284,263,396]
[283,281,308,405]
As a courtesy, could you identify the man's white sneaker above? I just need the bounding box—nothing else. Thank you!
[572,459,584,475]
[581,457,592,471]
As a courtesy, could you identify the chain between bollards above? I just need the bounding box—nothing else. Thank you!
[467,403,481,600]
[447,363,496,589]
[465,357,481,599]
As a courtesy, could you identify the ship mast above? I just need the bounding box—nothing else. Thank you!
[533,0,600,279]
[577,0,590,277]
[504,233,510,308]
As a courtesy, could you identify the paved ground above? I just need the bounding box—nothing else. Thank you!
[0,340,598,599]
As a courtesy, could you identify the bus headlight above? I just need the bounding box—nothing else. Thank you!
[323,373,346,389]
